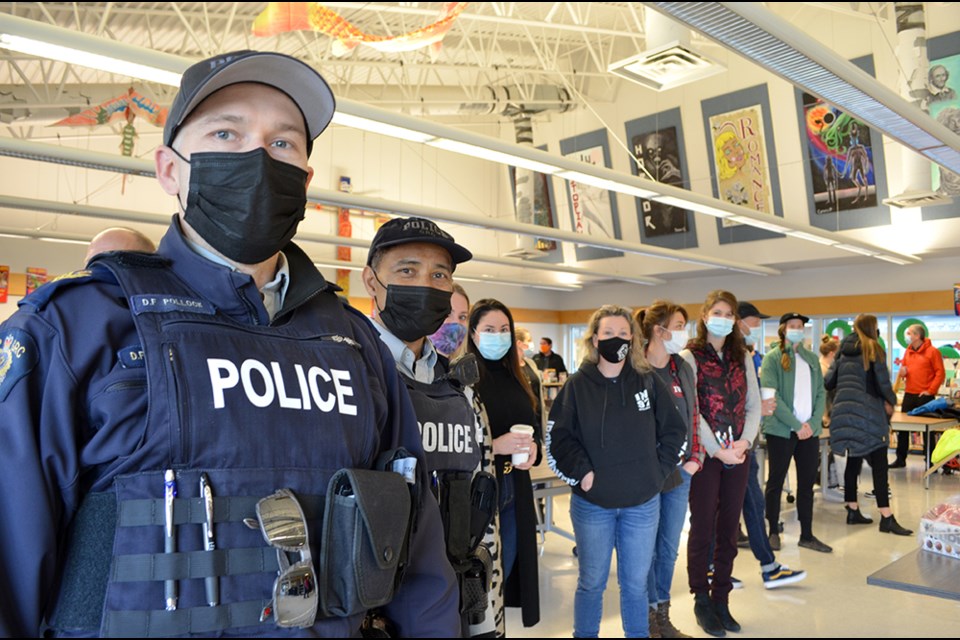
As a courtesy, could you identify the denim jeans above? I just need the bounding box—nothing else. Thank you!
[648,468,691,606]
[743,450,776,568]
[570,493,660,638]
[499,473,517,581]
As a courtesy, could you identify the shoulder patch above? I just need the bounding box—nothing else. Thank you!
[0,329,38,402]
[18,266,117,312]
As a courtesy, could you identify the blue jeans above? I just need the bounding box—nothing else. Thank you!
[743,451,776,569]
[570,493,660,638]
[648,468,691,606]
[499,473,517,581]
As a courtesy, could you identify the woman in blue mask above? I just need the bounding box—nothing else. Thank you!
[463,298,541,629]
[680,290,760,637]
[759,313,832,555]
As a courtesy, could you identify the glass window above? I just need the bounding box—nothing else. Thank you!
[567,324,587,374]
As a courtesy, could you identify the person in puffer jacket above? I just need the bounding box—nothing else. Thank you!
[547,304,686,639]
[824,313,913,536]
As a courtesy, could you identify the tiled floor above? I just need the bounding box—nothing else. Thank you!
[505,456,960,638]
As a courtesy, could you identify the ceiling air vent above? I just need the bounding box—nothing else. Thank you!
[882,190,953,209]
[608,41,725,92]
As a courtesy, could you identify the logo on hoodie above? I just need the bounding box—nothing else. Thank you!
[635,389,650,412]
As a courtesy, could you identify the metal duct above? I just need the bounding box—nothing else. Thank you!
[644,2,960,175]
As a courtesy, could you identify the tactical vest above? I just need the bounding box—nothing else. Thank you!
[50,254,379,637]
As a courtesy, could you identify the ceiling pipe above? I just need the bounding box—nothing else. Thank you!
[0,194,664,286]
[0,136,782,276]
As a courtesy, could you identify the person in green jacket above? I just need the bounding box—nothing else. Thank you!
[759,313,833,554]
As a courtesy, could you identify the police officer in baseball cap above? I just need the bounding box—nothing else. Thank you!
[0,51,459,637]
[362,218,503,636]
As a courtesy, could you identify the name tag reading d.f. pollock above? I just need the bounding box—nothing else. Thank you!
[131,295,215,316]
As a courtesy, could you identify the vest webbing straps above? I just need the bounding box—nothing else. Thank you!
[102,599,270,637]
[118,494,324,526]
[112,546,279,582]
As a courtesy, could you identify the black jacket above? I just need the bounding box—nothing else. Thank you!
[533,351,567,374]
[825,333,897,457]
[546,361,687,509]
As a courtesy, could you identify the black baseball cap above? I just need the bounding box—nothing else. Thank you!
[738,301,770,320]
[163,50,335,156]
[779,312,810,325]
[367,217,473,270]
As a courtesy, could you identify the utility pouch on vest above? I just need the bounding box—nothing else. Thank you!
[469,471,498,555]
[437,470,473,561]
[319,469,412,617]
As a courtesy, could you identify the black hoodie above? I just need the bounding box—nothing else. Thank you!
[546,361,687,509]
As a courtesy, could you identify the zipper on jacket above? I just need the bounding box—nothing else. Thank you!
[168,345,190,461]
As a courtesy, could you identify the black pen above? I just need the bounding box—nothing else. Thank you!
[164,469,177,611]
[200,473,219,606]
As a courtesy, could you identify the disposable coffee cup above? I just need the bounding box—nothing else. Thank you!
[761,387,776,401]
[510,424,535,465]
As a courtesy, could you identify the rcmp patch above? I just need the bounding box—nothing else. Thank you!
[0,329,38,402]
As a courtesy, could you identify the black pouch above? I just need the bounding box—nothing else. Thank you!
[460,544,493,624]
[319,468,412,617]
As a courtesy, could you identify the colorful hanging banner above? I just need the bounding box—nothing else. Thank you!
[0,266,8,303]
[954,283,960,316]
[252,2,467,61]
[25,268,47,295]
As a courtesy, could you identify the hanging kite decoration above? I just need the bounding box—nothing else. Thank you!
[252,2,468,61]
[52,88,168,194]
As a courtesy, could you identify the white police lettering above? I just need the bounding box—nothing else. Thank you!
[206,357,357,414]
[419,421,476,454]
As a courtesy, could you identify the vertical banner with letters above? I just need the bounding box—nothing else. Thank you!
[559,129,623,261]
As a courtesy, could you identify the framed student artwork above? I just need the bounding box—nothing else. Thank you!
[624,108,698,249]
[559,129,624,261]
[701,85,785,244]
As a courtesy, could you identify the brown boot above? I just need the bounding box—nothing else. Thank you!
[657,601,691,638]
[648,607,662,638]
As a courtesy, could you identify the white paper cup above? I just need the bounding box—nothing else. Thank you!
[510,424,535,465]
[761,387,776,401]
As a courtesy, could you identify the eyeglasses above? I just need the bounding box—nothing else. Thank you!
[253,488,318,629]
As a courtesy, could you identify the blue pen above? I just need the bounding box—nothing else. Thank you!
[200,473,219,607]
[164,469,178,611]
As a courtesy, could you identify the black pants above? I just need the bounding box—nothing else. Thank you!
[894,393,932,464]
[765,433,819,539]
[844,447,890,509]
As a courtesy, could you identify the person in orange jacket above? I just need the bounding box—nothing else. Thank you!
[891,324,946,468]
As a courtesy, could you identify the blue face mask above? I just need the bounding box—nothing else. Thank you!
[706,317,735,338]
[786,329,805,344]
[476,331,513,361]
[743,332,757,347]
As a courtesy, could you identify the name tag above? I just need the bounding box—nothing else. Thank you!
[118,345,146,368]
[132,295,215,315]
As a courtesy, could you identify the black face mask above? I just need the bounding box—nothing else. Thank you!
[374,273,453,342]
[597,336,631,364]
[177,147,308,264]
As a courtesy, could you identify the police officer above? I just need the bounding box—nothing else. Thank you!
[0,51,459,637]
[362,217,503,637]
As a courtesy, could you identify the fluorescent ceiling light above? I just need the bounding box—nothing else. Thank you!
[834,243,877,257]
[727,216,789,233]
[786,230,837,246]
[0,34,182,85]
[38,236,89,246]
[330,111,437,144]
[873,254,914,265]
[556,170,658,199]
[654,196,733,218]
[608,41,725,92]
[427,138,562,174]
[313,261,364,272]
[456,274,581,292]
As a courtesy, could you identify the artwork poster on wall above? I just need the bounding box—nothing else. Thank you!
[624,107,698,250]
[802,95,878,213]
[708,104,773,224]
[559,129,623,261]
[928,52,960,197]
[508,144,563,264]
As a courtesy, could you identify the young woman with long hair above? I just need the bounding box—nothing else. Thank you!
[681,290,760,637]
[825,313,913,536]
[463,298,542,628]
[547,304,686,638]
